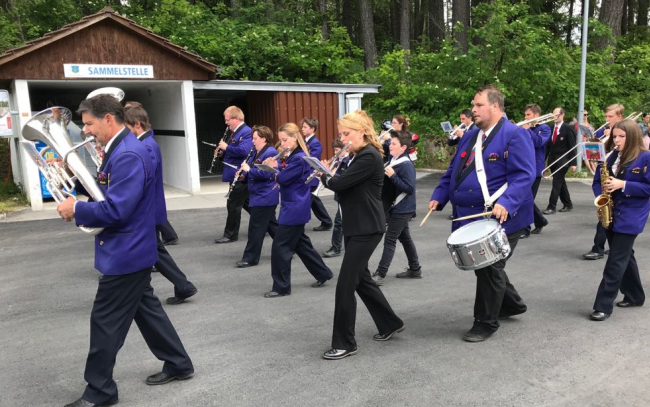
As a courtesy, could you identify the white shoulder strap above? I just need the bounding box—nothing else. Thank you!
[473,132,508,209]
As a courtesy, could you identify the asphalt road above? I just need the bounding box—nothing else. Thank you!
[2,174,650,407]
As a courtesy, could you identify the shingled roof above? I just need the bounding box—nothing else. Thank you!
[0,6,217,75]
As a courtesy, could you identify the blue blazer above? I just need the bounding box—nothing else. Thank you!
[139,130,167,226]
[247,145,280,207]
[223,123,253,183]
[75,129,158,275]
[306,135,323,188]
[431,117,535,234]
[528,123,551,177]
[277,147,311,225]
[593,151,650,235]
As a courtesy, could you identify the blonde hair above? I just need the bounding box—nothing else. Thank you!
[224,106,245,121]
[278,122,310,157]
[605,104,624,117]
[338,110,383,156]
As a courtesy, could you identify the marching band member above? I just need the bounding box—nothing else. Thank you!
[542,107,576,215]
[447,109,475,147]
[583,104,624,261]
[322,138,350,258]
[320,110,404,360]
[589,119,650,321]
[520,104,551,238]
[215,106,253,244]
[301,117,333,231]
[124,106,198,305]
[261,123,333,298]
[236,126,279,268]
[429,85,535,342]
[373,130,421,285]
[57,95,193,407]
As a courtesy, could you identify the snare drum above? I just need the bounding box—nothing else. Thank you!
[446,219,511,270]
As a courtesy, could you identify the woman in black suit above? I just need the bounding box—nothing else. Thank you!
[320,110,404,360]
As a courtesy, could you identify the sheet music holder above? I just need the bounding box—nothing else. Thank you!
[302,156,333,176]
[254,163,279,174]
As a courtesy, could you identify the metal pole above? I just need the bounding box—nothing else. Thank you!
[576,0,590,173]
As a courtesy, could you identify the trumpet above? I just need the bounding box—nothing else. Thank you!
[448,123,467,141]
[515,113,557,127]
[305,141,352,184]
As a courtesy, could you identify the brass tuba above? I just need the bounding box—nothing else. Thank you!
[595,163,613,228]
[20,107,106,235]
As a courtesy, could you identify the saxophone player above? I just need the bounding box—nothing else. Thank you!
[590,119,650,321]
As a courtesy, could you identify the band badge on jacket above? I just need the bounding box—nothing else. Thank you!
[632,167,641,174]
[97,172,108,185]
[488,152,500,162]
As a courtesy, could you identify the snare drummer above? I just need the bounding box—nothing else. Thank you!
[429,85,535,343]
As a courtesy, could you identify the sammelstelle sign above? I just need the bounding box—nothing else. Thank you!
[63,64,154,79]
[0,90,13,137]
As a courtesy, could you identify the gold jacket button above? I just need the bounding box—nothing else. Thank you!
[100,241,104,246]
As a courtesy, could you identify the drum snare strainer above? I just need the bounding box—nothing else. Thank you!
[446,219,511,270]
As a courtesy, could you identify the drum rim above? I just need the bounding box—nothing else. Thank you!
[446,218,501,246]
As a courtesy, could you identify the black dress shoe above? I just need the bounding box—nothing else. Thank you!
[322,347,357,360]
[463,325,495,342]
[166,289,198,305]
[558,206,573,212]
[589,311,610,321]
[311,280,328,288]
[582,251,604,260]
[531,226,544,234]
[373,325,405,341]
[313,224,333,231]
[64,398,118,407]
[214,237,237,244]
[163,238,179,246]
[499,307,527,320]
[542,208,556,215]
[322,249,341,258]
[236,261,257,268]
[146,371,194,385]
[616,300,644,308]
[264,291,290,298]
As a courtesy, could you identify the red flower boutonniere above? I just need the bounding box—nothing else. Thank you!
[461,151,467,158]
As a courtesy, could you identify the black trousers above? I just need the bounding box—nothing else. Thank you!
[155,225,196,298]
[158,219,178,243]
[591,222,608,254]
[332,233,404,350]
[526,177,548,233]
[310,186,332,227]
[547,165,572,210]
[241,205,278,264]
[473,228,527,332]
[376,212,420,276]
[593,230,645,314]
[223,182,249,240]
[82,269,193,405]
[330,206,343,252]
[270,224,334,294]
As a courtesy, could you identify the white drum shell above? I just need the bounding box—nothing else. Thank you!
[446,219,511,270]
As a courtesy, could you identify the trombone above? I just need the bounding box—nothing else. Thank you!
[515,112,557,127]
[542,111,643,179]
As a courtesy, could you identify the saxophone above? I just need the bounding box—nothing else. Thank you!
[594,164,613,228]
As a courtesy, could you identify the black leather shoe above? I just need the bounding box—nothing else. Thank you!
[264,291,290,298]
[313,224,333,231]
[64,398,118,407]
[146,371,194,385]
[322,249,341,258]
[558,206,573,212]
[163,238,179,246]
[463,325,495,342]
[214,237,237,244]
[542,208,556,215]
[166,289,198,305]
[236,261,257,268]
[373,325,405,341]
[582,251,604,260]
[322,347,357,360]
[531,226,544,234]
[616,300,644,308]
[311,280,328,288]
[499,307,527,320]
[589,311,610,321]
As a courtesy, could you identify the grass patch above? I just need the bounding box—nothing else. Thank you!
[0,178,28,214]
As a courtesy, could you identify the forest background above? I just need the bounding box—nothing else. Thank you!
[0,0,648,168]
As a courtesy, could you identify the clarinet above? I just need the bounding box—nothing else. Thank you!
[207,128,231,174]
[225,144,256,198]
[305,141,352,184]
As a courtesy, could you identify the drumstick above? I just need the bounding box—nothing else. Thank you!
[419,209,434,227]
[453,211,493,221]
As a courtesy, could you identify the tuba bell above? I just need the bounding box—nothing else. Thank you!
[20,107,106,235]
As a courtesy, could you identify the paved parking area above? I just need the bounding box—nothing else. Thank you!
[1,173,649,406]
